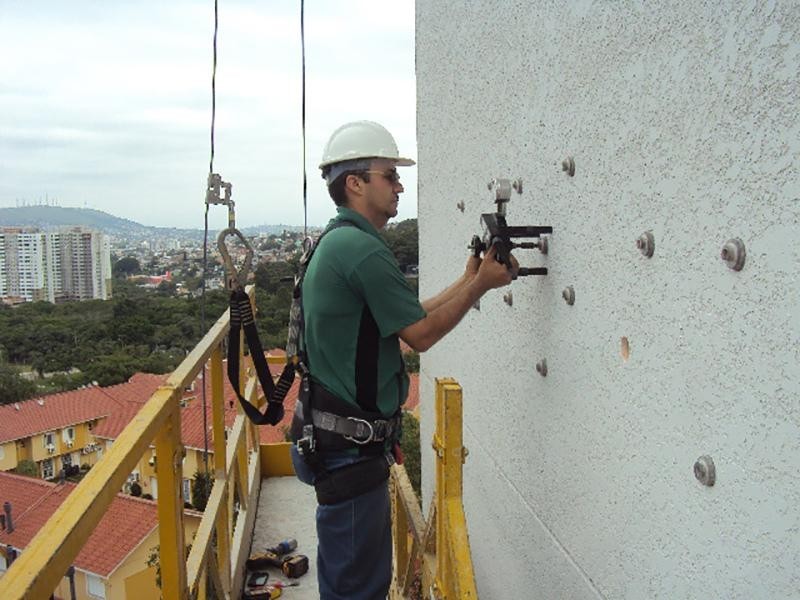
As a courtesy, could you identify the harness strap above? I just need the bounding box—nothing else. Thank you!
[228,287,293,425]
[311,409,401,445]
[226,219,357,427]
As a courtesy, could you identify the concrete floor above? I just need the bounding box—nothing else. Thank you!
[248,476,319,599]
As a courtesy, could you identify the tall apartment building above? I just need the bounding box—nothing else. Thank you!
[0,234,7,298]
[0,229,46,302]
[0,227,112,304]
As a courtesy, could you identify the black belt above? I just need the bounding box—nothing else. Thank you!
[291,380,402,454]
[311,408,401,445]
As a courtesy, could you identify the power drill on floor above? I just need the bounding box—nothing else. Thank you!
[246,538,308,577]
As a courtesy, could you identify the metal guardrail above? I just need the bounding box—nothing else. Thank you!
[2,291,480,599]
[1,287,265,600]
[390,378,478,599]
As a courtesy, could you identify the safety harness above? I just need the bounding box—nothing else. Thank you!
[223,219,403,504]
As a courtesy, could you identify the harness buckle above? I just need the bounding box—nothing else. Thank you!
[344,417,375,445]
[296,424,316,455]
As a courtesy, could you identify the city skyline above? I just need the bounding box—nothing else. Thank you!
[0,1,418,230]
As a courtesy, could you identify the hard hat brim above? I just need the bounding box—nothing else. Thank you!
[319,155,416,169]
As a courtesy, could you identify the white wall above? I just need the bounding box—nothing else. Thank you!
[416,2,799,599]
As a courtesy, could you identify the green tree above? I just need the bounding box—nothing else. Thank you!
[0,364,37,405]
[83,352,141,387]
[155,280,177,296]
[14,459,38,477]
[254,261,295,294]
[404,350,420,374]
[191,471,213,512]
[382,218,418,268]
[113,256,141,277]
[400,412,421,499]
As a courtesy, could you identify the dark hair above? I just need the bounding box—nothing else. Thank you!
[325,170,371,206]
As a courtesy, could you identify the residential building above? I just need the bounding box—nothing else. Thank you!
[0,238,5,298]
[0,226,112,304]
[0,353,299,505]
[48,228,112,302]
[92,357,301,501]
[0,471,200,600]
[0,228,46,302]
[0,374,165,479]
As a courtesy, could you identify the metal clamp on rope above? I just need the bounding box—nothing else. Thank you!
[217,227,254,291]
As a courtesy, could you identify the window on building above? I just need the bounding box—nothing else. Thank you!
[62,454,72,469]
[86,574,106,598]
[63,427,75,443]
[0,553,7,573]
[42,458,54,479]
[43,432,55,448]
[182,478,191,503]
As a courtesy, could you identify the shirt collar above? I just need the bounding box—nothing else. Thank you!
[330,207,388,246]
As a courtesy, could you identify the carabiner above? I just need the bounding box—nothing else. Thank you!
[217,227,254,291]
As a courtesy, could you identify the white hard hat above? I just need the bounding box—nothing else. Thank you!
[319,120,415,169]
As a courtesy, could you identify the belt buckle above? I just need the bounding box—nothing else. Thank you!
[344,417,374,445]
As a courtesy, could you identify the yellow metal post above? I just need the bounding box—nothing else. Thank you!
[2,288,261,600]
[2,387,176,599]
[155,404,188,600]
[391,474,409,594]
[433,378,478,599]
[211,347,231,593]
[211,347,227,475]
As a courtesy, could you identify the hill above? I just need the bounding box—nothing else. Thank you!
[0,206,194,238]
[0,206,306,239]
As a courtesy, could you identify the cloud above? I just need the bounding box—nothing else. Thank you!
[0,0,417,229]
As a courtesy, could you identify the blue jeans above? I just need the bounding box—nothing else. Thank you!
[291,445,392,600]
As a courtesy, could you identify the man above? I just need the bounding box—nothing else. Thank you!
[291,120,518,599]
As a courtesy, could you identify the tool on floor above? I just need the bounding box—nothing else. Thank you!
[281,554,309,578]
[266,538,297,555]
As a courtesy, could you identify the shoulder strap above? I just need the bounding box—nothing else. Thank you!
[288,219,358,364]
[227,219,359,427]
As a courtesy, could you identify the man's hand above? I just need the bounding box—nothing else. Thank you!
[474,245,518,291]
[465,254,481,279]
[400,245,520,353]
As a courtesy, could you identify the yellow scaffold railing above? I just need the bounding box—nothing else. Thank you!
[2,286,266,600]
[390,378,478,599]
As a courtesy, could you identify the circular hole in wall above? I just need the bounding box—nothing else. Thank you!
[620,336,630,362]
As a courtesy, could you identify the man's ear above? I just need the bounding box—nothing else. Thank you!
[345,173,364,197]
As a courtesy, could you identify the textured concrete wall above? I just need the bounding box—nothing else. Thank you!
[415,2,799,599]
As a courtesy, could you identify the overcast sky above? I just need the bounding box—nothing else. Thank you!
[0,1,417,230]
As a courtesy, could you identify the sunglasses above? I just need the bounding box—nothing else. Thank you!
[363,169,401,185]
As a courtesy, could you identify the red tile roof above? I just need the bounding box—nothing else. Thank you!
[0,471,159,577]
[91,355,297,450]
[0,374,165,445]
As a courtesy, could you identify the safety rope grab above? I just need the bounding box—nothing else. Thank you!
[198,0,221,469]
[198,0,314,429]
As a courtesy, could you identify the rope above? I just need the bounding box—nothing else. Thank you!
[200,0,220,473]
[301,0,308,237]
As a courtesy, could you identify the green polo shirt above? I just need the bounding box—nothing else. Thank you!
[302,207,426,417]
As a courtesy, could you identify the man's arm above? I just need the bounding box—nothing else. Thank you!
[399,247,517,352]
[420,256,480,313]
